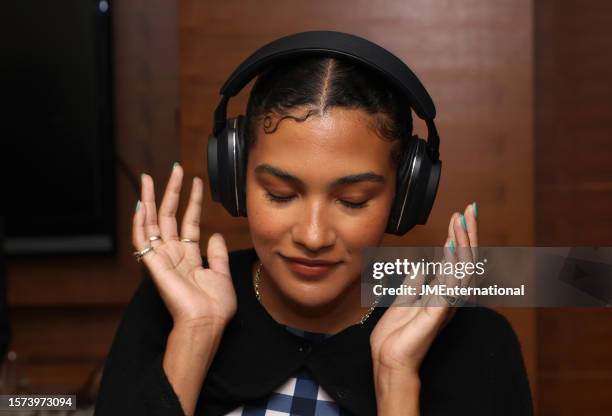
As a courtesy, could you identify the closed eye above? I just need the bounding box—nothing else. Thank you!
[265,192,294,203]
[340,200,369,209]
[264,192,369,209]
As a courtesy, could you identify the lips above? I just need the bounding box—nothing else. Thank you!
[283,256,340,266]
[280,254,341,277]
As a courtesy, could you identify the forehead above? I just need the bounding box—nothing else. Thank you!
[249,108,394,171]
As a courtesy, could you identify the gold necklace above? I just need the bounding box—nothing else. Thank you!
[253,261,380,325]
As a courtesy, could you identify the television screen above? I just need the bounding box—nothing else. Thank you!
[1,0,115,255]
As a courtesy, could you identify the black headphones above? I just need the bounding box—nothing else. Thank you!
[207,30,441,236]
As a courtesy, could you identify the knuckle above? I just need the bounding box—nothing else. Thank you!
[184,218,200,228]
[145,223,161,231]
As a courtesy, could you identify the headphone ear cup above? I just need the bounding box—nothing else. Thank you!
[386,139,419,235]
[386,137,441,236]
[207,132,220,203]
[207,116,248,217]
[418,157,441,225]
[235,115,248,217]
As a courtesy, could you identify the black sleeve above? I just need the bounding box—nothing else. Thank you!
[482,313,534,416]
[420,307,534,416]
[94,272,185,416]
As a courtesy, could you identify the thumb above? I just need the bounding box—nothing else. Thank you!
[206,233,230,276]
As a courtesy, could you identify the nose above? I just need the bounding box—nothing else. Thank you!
[291,201,336,252]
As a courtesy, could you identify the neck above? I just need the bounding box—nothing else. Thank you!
[251,261,372,334]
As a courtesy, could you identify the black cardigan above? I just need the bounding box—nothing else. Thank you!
[94,248,533,416]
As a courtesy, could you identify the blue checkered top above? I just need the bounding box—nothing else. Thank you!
[224,325,353,416]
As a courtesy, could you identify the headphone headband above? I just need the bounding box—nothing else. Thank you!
[212,31,439,160]
[220,31,435,118]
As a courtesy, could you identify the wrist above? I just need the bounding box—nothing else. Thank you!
[374,369,421,416]
[173,315,229,332]
[164,320,226,416]
[168,320,226,361]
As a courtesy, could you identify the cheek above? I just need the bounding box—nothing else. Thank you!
[246,186,288,243]
[337,206,390,250]
[338,185,396,250]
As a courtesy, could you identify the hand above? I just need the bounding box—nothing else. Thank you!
[132,163,237,329]
[370,202,479,377]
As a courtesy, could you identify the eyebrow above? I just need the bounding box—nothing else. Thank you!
[254,163,385,189]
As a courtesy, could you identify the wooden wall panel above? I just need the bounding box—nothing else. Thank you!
[179,0,536,403]
[8,307,123,361]
[535,0,612,415]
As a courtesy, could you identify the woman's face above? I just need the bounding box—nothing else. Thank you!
[246,107,397,309]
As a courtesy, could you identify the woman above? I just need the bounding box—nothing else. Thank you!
[95,34,533,416]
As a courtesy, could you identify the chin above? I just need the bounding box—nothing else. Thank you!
[278,270,354,309]
[284,286,341,309]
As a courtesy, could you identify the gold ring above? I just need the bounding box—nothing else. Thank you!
[149,235,161,242]
[441,294,465,307]
[180,238,198,243]
[133,246,154,262]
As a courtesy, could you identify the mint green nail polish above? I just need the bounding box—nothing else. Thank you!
[460,214,467,231]
[173,162,179,169]
[448,240,456,255]
[473,202,478,219]
[135,200,141,212]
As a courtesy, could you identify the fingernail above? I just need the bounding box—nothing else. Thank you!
[140,173,144,181]
[460,214,467,231]
[472,201,478,219]
[135,200,141,212]
[173,162,180,170]
[448,240,456,255]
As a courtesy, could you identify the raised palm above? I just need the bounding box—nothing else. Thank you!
[131,163,237,328]
[370,204,478,375]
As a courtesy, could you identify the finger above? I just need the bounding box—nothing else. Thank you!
[424,238,457,307]
[158,163,183,241]
[464,202,479,261]
[436,233,457,281]
[442,236,457,275]
[132,201,159,266]
[389,262,425,308]
[453,213,473,264]
[448,212,459,245]
[419,237,454,307]
[180,176,203,244]
[453,215,477,304]
[132,200,147,250]
[207,233,230,276]
[441,236,463,297]
[141,173,163,247]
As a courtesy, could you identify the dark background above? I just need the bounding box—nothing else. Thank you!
[2,0,115,255]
